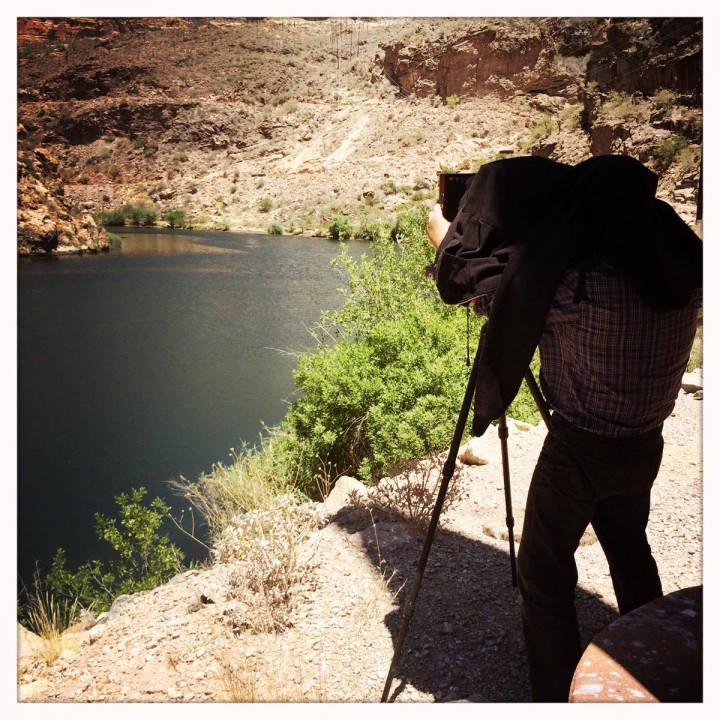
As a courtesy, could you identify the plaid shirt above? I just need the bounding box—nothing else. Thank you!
[540,260,700,437]
[476,260,701,437]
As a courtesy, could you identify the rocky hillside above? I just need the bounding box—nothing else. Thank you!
[17,17,702,254]
[17,124,109,255]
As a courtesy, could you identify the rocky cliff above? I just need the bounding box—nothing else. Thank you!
[17,124,109,256]
[17,17,703,254]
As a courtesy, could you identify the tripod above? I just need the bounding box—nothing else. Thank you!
[380,329,552,703]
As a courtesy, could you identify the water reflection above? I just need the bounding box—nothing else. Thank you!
[17,230,365,588]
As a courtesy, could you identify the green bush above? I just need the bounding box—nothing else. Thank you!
[528,114,554,144]
[95,209,126,227]
[354,219,388,243]
[95,204,158,228]
[46,488,186,613]
[267,223,283,235]
[259,196,273,213]
[652,135,690,171]
[328,215,353,241]
[126,205,157,227]
[280,207,471,484]
[163,209,187,228]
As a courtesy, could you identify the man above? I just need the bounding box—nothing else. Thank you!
[426,155,701,701]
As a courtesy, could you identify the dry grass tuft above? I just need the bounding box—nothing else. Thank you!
[352,455,467,529]
[23,571,82,666]
[215,495,322,634]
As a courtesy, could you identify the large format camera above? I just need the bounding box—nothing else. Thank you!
[438,172,475,222]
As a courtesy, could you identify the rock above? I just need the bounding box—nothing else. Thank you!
[682,369,702,394]
[323,476,368,516]
[17,130,110,256]
[458,434,496,465]
[18,623,44,658]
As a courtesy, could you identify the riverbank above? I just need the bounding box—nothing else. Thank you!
[18,382,703,703]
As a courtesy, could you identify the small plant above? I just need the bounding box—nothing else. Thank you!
[21,568,81,666]
[354,456,467,529]
[599,90,646,122]
[163,209,187,228]
[527,114,554,145]
[46,487,186,613]
[445,94,460,108]
[267,223,283,235]
[652,89,677,110]
[108,232,123,247]
[559,103,583,130]
[215,495,322,634]
[328,214,353,241]
[279,99,299,115]
[652,135,691,170]
[259,196,273,213]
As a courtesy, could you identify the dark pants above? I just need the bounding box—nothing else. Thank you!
[516,413,665,702]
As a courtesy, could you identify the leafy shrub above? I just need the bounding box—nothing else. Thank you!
[46,488,186,613]
[259,196,273,213]
[279,207,477,484]
[126,205,157,227]
[559,103,583,129]
[354,219,388,243]
[527,114,554,144]
[108,232,123,247]
[95,209,126,227]
[328,214,353,241]
[652,135,691,170]
[599,90,646,122]
[163,209,187,228]
[267,223,283,235]
[446,94,460,108]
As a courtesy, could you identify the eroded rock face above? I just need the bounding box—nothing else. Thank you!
[17,126,109,256]
[379,18,701,103]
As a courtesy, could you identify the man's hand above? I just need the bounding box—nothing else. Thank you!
[426,203,451,250]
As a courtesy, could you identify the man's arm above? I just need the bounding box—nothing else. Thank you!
[426,203,450,250]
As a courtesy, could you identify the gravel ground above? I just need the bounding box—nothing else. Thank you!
[17,387,702,705]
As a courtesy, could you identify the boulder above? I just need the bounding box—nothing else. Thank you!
[323,475,368,516]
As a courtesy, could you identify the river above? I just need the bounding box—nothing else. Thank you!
[17,228,366,590]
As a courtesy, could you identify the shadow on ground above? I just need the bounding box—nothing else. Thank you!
[328,504,618,703]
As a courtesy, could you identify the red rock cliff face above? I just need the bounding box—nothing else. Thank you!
[379,18,701,102]
[17,17,185,47]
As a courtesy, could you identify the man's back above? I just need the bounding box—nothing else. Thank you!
[539,259,700,437]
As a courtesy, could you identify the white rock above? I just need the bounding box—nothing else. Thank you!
[323,475,368,515]
[682,368,702,393]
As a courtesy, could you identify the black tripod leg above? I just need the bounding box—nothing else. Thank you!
[497,412,517,588]
[380,332,483,703]
[524,370,553,431]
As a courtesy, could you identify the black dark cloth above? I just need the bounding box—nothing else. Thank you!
[434,155,703,436]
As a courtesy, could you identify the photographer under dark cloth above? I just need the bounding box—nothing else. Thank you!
[426,156,702,702]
